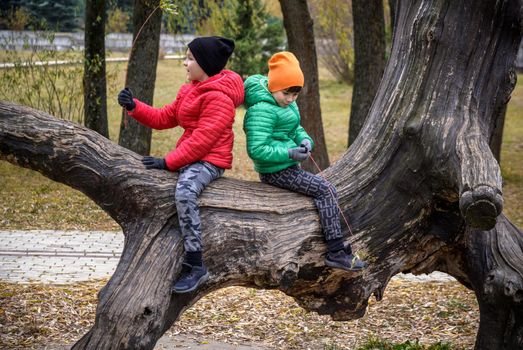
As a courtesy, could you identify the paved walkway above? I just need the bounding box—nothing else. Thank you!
[0,230,123,284]
[0,230,455,284]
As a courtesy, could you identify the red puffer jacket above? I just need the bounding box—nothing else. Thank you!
[128,70,244,171]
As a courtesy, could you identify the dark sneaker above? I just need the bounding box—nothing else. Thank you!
[171,263,209,294]
[325,250,367,271]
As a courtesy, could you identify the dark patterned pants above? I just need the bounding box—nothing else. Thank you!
[176,161,224,252]
[260,166,343,241]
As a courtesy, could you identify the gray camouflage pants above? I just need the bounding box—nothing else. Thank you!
[260,165,343,241]
[176,161,224,252]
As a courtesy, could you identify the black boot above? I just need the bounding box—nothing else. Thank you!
[171,262,209,293]
[325,246,367,272]
[171,251,209,293]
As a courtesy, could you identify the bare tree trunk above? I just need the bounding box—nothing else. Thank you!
[0,0,522,349]
[279,0,329,173]
[348,0,386,146]
[118,0,162,155]
[83,0,109,138]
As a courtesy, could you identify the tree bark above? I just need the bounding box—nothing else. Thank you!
[118,0,162,155]
[83,0,109,138]
[0,0,522,349]
[348,0,386,147]
[279,0,329,173]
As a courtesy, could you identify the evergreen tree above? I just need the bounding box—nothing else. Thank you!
[216,0,284,78]
[0,0,17,13]
[113,0,133,32]
[163,0,210,34]
[0,1,31,30]
[18,0,83,31]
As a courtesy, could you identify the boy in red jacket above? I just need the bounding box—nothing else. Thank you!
[118,36,244,293]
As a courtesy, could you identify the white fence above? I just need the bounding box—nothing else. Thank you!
[0,30,195,54]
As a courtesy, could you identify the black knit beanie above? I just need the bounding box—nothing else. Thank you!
[188,36,235,76]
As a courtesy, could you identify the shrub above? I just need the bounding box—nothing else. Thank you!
[0,31,84,122]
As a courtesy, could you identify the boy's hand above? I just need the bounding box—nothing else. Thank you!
[118,87,136,111]
[142,156,167,170]
[300,139,312,153]
[288,147,309,162]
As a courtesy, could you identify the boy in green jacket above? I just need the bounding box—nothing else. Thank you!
[243,51,366,272]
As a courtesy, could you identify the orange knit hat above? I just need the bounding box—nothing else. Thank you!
[267,51,304,92]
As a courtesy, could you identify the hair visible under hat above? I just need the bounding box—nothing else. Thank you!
[267,51,304,92]
[188,36,235,77]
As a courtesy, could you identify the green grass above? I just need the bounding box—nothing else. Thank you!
[0,59,521,230]
[0,49,131,63]
[502,76,523,228]
[353,338,461,350]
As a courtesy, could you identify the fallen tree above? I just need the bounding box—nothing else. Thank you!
[0,0,522,349]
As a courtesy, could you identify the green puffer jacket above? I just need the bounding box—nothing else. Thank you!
[243,74,313,174]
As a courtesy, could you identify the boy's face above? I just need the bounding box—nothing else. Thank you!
[183,49,208,82]
[271,89,300,108]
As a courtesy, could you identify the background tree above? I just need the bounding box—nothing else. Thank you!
[204,0,284,78]
[164,0,208,34]
[0,5,32,30]
[14,0,83,31]
[106,7,131,33]
[118,0,162,155]
[279,0,329,172]
[309,0,354,84]
[348,0,386,146]
[114,0,134,32]
[83,0,109,138]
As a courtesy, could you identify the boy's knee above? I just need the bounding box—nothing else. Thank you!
[318,181,337,197]
[328,183,337,196]
[175,185,197,203]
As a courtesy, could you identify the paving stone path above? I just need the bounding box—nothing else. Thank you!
[0,230,123,284]
[0,230,455,284]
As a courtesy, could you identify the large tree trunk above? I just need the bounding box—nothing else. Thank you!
[279,0,329,173]
[0,0,522,349]
[348,0,386,146]
[118,0,162,155]
[83,0,109,138]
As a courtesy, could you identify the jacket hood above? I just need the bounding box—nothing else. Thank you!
[193,69,244,107]
[244,74,277,109]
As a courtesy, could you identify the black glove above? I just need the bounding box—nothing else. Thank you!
[142,156,167,170]
[118,87,136,111]
[300,139,312,153]
[288,146,309,162]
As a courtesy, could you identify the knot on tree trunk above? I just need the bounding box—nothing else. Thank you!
[484,268,523,304]
[459,185,503,230]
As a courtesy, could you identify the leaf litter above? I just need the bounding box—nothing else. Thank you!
[0,279,477,349]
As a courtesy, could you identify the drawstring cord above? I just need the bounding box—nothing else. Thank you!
[309,155,354,236]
